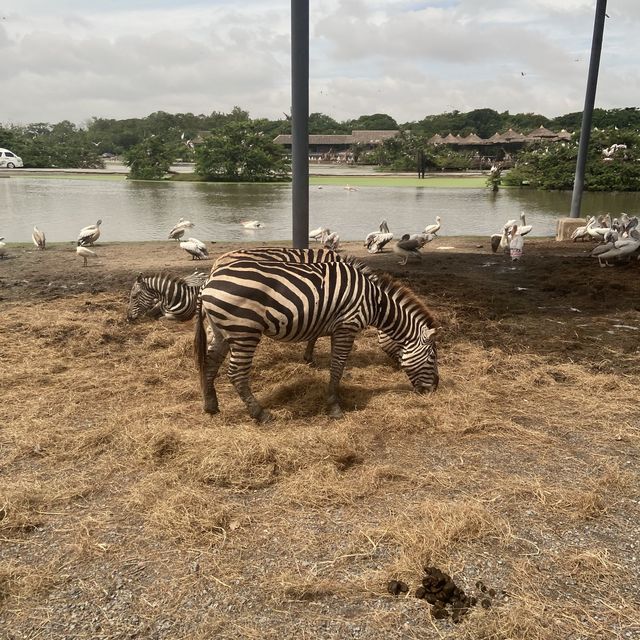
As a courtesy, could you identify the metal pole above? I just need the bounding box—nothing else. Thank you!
[291,0,309,247]
[569,0,607,218]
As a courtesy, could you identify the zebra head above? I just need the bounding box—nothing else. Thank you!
[126,274,159,322]
[400,325,439,393]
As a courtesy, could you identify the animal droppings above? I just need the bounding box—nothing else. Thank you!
[386,580,409,596]
[410,567,500,622]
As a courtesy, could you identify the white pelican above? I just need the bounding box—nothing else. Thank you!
[423,216,442,236]
[76,245,97,266]
[180,240,209,260]
[571,216,596,242]
[240,220,263,229]
[394,233,430,265]
[518,212,533,236]
[490,226,510,253]
[364,219,393,254]
[32,226,46,250]
[593,231,640,267]
[0,237,7,258]
[344,184,358,191]
[322,230,340,251]
[587,221,610,241]
[309,226,330,241]
[77,219,102,246]
[168,217,194,240]
[186,237,207,252]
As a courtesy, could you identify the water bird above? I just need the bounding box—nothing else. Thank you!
[76,245,97,266]
[168,218,194,241]
[240,220,263,229]
[77,219,102,246]
[490,220,516,253]
[309,226,330,241]
[180,240,209,260]
[364,219,393,253]
[518,212,533,236]
[423,216,442,236]
[322,230,340,252]
[344,184,358,191]
[592,231,640,267]
[393,233,432,265]
[570,216,596,242]
[32,225,46,250]
[0,237,7,258]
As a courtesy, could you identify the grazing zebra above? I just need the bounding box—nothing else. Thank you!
[210,247,402,365]
[127,271,208,322]
[195,258,439,422]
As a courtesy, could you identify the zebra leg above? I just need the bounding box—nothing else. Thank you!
[326,328,357,419]
[203,334,229,414]
[227,335,271,423]
[303,337,318,366]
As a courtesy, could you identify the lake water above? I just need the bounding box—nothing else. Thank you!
[1,176,639,244]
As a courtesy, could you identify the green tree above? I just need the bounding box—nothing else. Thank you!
[123,137,175,180]
[348,113,398,131]
[195,120,290,182]
[504,129,640,191]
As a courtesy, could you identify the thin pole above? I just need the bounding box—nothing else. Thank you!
[291,0,309,248]
[569,0,607,218]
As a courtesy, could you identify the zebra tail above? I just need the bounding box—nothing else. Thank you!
[194,295,207,376]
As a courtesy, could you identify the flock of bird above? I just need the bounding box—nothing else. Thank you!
[572,213,640,266]
[3,209,639,270]
[309,215,442,265]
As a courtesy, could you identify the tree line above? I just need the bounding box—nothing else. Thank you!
[1,107,639,189]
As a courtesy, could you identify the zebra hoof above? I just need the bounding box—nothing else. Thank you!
[204,401,219,415]
[255,409,273,424]
[326,404,344,419]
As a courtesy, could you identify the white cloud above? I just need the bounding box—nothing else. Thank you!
[1,1,638,125]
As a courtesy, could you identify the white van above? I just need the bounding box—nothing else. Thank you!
[0,148,24,168]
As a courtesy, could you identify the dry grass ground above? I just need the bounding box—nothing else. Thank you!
[1,237,639,639]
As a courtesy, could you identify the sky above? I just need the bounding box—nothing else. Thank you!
[1,0,639,126]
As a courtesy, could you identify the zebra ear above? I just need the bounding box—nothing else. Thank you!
[136,272,144,282]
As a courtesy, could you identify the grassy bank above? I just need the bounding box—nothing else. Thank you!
[7,170,488,188]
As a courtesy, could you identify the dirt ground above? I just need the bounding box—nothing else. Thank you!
[1,236,639,639]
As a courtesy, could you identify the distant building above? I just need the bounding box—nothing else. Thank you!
[273,129,399,161]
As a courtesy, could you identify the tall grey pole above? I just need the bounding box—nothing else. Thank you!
[569,0,607,218]
[291,0,309,248]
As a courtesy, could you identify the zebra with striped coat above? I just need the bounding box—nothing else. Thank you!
[211,247,402,365]
[127,272,208,322]
[195,258,439,422]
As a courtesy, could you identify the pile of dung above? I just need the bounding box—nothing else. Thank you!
[387,567,500,624]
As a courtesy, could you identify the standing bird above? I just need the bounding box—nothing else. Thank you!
[309,226,330,241]
[32,226,46,250]
[518,212,533,236]
[423,216,442,236]
[168,217,194,241]
[394,233,432,265]
[180,239,209,260]
[571,216,596,242]
[76,245,97,266]
[364,219,393,254]
[322,230,340,252]
[77,219,102,246]
[0,237,7,259]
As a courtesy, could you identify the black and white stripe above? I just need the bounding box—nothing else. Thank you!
[127,272,207,322]
[195,258,439,422]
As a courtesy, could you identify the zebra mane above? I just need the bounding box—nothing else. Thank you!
[142,271,195,289]
[373,272,438,328]
[340,253,373,275]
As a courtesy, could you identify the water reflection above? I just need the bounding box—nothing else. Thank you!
[1,177,638,243]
